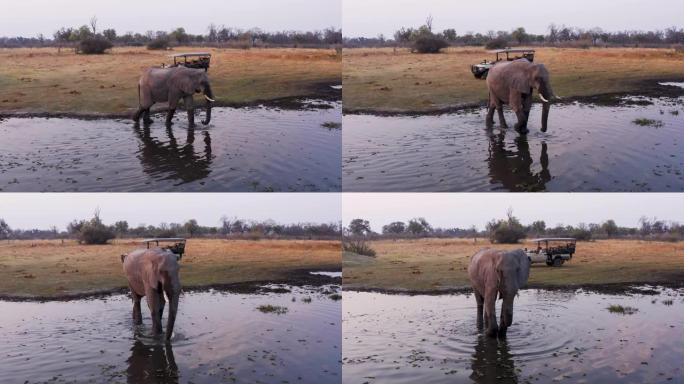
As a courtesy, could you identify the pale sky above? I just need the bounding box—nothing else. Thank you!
[344,0,684,38]
[0,0,341,37]
[0,193,341,230]
[343,193,684,231]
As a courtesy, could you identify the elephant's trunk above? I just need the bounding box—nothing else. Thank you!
[201,83,214,125]
[541,102,550,132]
[165,288,179,341]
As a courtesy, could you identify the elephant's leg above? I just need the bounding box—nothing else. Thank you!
[474,290,484,331]
[133,108,143,123]
[158,289,166,325]
[184,95,195,128]
[499,295,515,338]
[146,288,162,335]
[142,109,153,125]
[131,291,142,325]
[483,289,498,337]
[485,96,496,128]
[497,102,508,129]
[166,98,178,127]
[510,91,528,133]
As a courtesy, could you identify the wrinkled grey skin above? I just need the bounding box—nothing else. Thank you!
[468,248,531,338]
[133,66,214,128]
[121,248,181,341]
[486,59,555,133]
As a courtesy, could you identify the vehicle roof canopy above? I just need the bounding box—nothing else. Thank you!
[528,238,577,242]
[169,52,211,57]
[142,238,187,243]
[493,48,534,53]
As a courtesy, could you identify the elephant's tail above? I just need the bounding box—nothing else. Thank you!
[120,253,127,263]
[137,84,141,107]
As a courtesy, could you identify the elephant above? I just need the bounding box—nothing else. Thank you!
[121,247,181,340]
[133,66,215,128]
[126,339,178,383]
[485,58,555,133]
[468,248,531,338]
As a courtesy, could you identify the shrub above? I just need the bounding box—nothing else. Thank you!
[147,38,169,50]
[78,212,115,245]
[413,35,448,53]
[77,38,113,54]
[343,238,376,257]
[487,209,526,244]
[485,38,508,50]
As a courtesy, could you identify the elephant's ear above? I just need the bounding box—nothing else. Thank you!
[510,66,533,94]
[176,70,201,95]
[516,251,531,287]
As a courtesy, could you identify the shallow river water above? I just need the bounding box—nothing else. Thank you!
[343,286,684,384]
[0,285,341,383]
[0,101,341,192]
[343,97,684,191]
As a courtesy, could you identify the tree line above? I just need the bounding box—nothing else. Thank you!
[0,212,341,244]
[344,17,684,51]
[0,16,342,50]
[344,211,684,243]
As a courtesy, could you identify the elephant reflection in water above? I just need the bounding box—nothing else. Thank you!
[127,339,178,383]
[133,123,213,184]
[486,129,550,191]
[470,335,518,384]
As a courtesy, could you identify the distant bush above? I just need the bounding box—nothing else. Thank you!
[343,238,376,257]
[413,35,448,53]
[488,209,526,244]
[485,38,508,50]
[77,38,113,54]
[147,38,169,50]
[78,212,115,245]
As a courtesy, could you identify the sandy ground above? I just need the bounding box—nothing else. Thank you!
[0,238,341,298]
[343,238,684,292]
[343,47,684,113]
[0,46,341,116]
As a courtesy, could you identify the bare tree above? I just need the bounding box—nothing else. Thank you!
[425,15,433,32]
[90,16,98,34]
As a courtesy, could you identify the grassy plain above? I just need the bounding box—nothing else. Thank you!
[0,46,341,116]
[343,47,684,113]
[343,238,684,292]
[0,239,341,298]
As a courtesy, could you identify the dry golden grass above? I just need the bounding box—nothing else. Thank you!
[0,238,341,298]
[0,46,341,115]
[343,47,684,113]
[343,238,684,292]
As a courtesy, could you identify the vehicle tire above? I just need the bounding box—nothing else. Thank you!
[552,257,563,267]
[546,261,553,267]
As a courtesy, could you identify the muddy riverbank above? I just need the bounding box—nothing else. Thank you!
[0,269,341,302]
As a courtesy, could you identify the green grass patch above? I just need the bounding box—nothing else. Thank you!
[607,304,639,314]
[632,118,664,127]
[257,304,289,315]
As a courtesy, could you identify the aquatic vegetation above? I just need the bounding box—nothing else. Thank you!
[302,297,313,303]
[662,299,674,306]
[328,293,342,301]
[607,304,639,314]
[257,304,289,315]
[321,121,342,129]
[632,118,664,127]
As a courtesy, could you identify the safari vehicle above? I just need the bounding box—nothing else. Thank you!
[142,238,187,260]
[471,48,536,79]
[525,238,576,267]
[169,52,211,71]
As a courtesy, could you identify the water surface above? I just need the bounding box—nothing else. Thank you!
[0,102,341,191]
[343,287,684,384]
[0,285,341,383]
[343,98,684,191]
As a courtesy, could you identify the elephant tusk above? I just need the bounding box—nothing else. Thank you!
[539,94,550,103]
[204,95,215,102]
[555,95,563,100]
